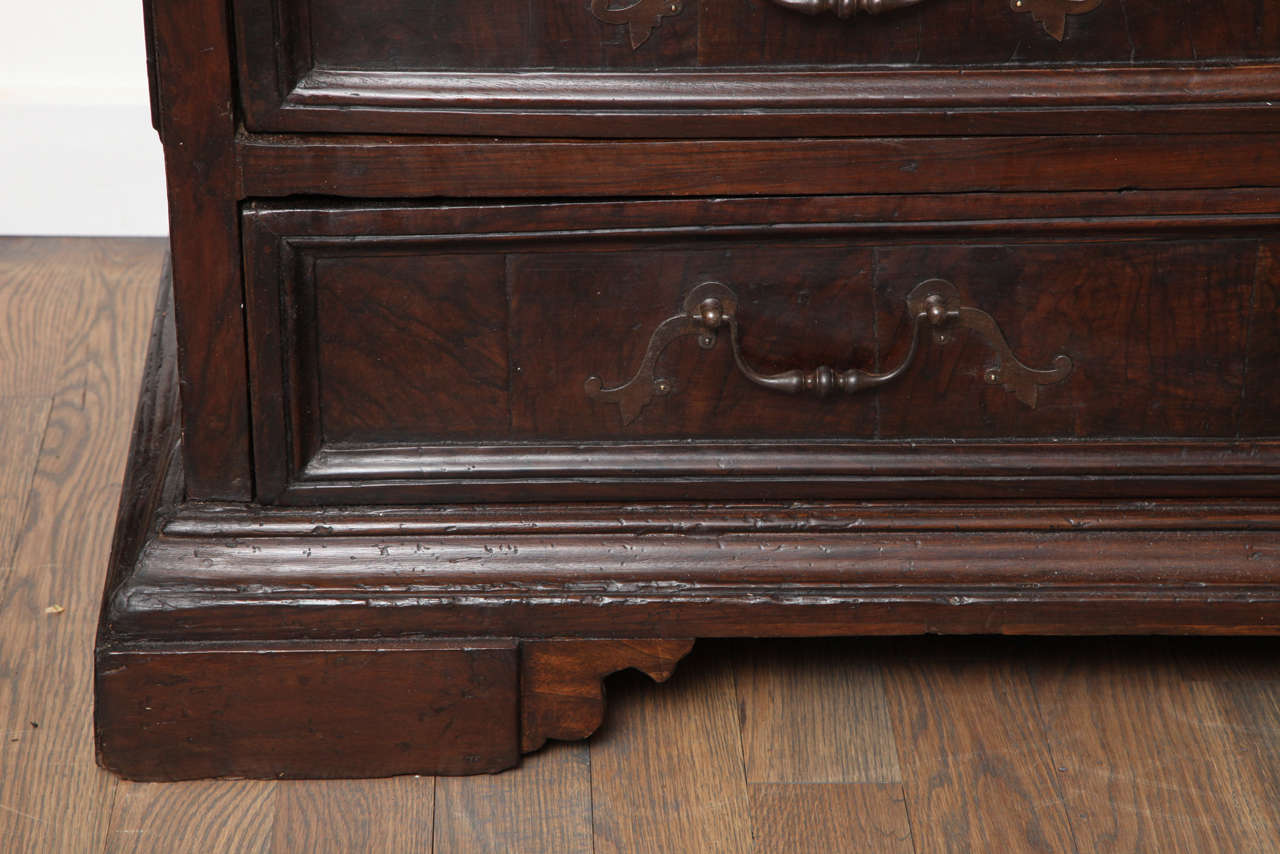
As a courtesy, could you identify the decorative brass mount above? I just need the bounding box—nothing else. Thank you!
[589,0,684,49]
[586,280,1073,426]
[1009,0,1105,41]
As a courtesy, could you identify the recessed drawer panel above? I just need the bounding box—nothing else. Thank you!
[243,194,1279,504]
[232,0,1280,136]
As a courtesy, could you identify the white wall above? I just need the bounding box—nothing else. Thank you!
[0,0,168,236]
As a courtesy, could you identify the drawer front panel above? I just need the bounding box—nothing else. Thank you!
[292,0,1276,69]
[233,0,1280,136]
[243,196,1280,504]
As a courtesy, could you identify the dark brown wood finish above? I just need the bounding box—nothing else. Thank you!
[1244,240,1280,435]
[99,0,1280,780]
[91,269,1280,781]
[255,0,1280,71]
[231,0,1280,137]
[108,519,1280,641]
[27,239,1280,830]
[150,0,252,499]
[241,197,1278,504]
[311,254,511,444]
[97,258,180,608]
[237,134,1280,199]
[97,639,520,780]
[521,639,696,753]
[239,67,1280,138]
[98,269,1280,776]
[873,240,1259,438]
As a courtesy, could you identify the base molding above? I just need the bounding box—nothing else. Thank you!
[96,262,1280,780]
[109,514,1280,639]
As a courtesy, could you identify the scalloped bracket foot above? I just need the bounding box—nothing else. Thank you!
[521,638,696,753]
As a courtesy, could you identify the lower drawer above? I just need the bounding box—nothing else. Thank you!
[243,193,1279,503]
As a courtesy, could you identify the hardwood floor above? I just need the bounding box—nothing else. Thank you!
[3,237,1280,853]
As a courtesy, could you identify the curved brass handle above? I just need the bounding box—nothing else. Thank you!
[586,280,1073,426]
[591,0,1102,50]
[767,0,1104,41]
[768,0,927,18]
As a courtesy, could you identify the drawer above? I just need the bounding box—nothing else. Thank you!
[243,193,1279,504]
[232,0,1280,136]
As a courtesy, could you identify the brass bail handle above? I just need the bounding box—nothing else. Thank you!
[766,0,1104,41]
[768,0,927,18]
[586,279,1073,426]
[589,0,1103,49]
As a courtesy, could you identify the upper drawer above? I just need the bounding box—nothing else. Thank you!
[233,0,1280,137]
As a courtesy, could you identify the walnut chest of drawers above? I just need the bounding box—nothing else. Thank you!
[95,0,1280,779]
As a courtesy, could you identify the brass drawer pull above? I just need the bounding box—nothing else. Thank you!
[767,0,1103,41]
[586,279,1073,426]
[592,0,1102,49]
[768,0,926,19]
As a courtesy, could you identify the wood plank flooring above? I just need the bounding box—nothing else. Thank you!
[3,238,1280,853]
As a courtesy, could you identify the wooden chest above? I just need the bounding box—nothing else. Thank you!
[96,0,1280,779]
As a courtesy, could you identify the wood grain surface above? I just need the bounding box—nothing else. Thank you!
[150,0,253,499]
[882,646,1078,853]
[0,238,164,851]
[230,0,1280,137]
[434,743,591,854]
[748,783,914,854]
[733,638,900,784]
[238,133,1280,200]
[105,781,277,854]
[97,640,520,780]
[0,399,50,585]
[520,639,694,753]
[239,197,1280,505]
[273,0,1273,71]
[8,239,1280,852]
[272,778,434,854]
[1032,640,1278,851]
[588,652,755,854]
